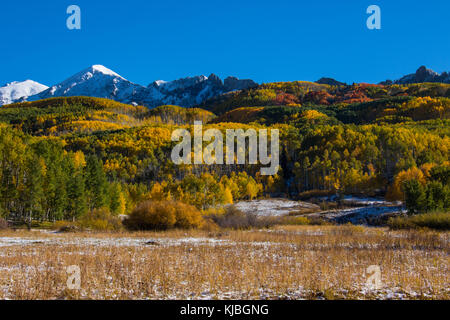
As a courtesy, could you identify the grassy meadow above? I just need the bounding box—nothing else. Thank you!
[0,225,448,300]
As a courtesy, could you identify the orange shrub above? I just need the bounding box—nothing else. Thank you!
[123,200,204,230]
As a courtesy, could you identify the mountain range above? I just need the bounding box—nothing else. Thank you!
[316,66,450,87]
[0,65,448,107]
[0,65,257,108]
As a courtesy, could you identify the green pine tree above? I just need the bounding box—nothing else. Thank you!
[85,155,108,210]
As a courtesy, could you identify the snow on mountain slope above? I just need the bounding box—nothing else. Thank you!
[142,73,257,107]
[27,65,140,103]
[150,75,208,93]
[20,65,258,108]
[0,80,48,105]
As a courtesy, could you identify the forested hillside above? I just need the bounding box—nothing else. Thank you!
[0,81,449,224]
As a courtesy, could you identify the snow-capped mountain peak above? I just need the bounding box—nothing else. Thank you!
[0,80,48,105]
[61,65,127,85]
[27,65,135,102]
[90,65,124,78]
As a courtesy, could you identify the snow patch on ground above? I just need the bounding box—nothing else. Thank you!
[318,195,398,206]
[234,199,319,217]
[0,236,232,248]
[313,206,405,224]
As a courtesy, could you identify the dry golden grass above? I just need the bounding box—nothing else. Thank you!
[0,225,448,300]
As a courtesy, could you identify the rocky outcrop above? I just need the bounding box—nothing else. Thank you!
[381,66,450,85]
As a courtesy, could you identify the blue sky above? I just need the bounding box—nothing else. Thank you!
[1,0,449,86]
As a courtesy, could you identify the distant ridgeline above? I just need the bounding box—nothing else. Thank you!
[0,76,449,222]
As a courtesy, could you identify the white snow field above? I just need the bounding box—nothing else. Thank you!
[234,199,320,217]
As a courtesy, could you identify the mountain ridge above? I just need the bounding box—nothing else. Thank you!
[8,65,258,108]
[1,65,449,107]
[381,66,450,85]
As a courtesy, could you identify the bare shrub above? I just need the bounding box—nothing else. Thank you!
[53,221,81,233]
[0,218,9,230]
[307,217,333,225]
[297,189,334,200]
[210,205,275,230]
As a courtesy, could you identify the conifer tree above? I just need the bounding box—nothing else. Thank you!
[85,155,108,210]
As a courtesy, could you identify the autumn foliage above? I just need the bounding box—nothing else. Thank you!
[0,79,449,226]
[123,200,204,230]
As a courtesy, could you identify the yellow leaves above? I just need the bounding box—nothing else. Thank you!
[367,163,376,176]
[387,167,426,201]
[149,182,169,201]
[38,157,47,176]
[300,110,327,120]
[261,81,329,93]
[252,89,277,102]
[265,175,275,193]
[73,151,86,169]
[224,187,233,204]
[420,163,435,179]
[401,97,450,120]
[148,105,215,125]
[103,159,121,173]
[381,108,397,116]
[245,183,259,200]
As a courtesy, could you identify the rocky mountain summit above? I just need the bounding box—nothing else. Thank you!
[381,66,450,85]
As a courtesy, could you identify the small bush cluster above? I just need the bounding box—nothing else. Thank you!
[388,212,450,231]
[209,205,275,229]
[123,200,204,230]
[280,216,331,226]
[53,208,122,232]
[53,221,81,232]
[281,216,311,225]
[79,208,123,231]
